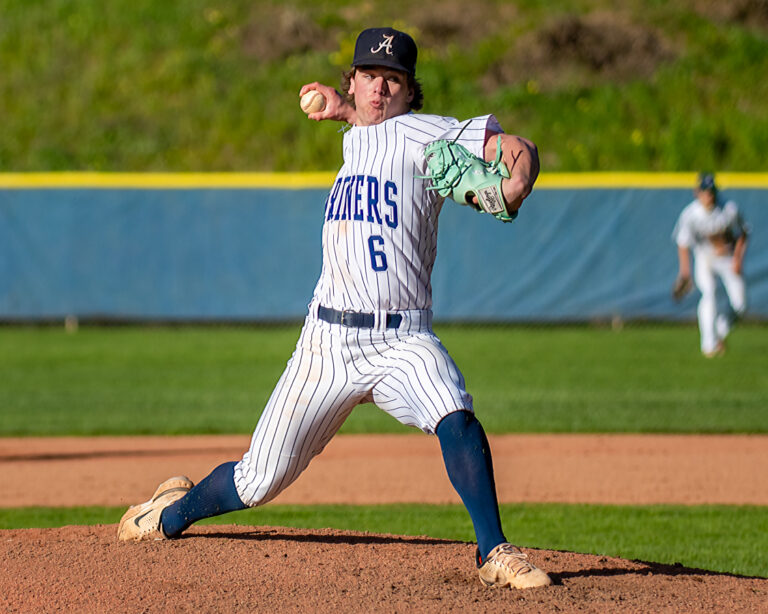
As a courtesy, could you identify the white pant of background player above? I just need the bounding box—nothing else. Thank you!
[232,306,472,506]
[693,249,746,354]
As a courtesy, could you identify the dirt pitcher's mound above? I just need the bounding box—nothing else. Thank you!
[1,525,765,613]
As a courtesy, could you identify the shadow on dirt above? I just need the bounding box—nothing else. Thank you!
[554,559,763,582]
[0,448,241,462]
[191,528,466,547]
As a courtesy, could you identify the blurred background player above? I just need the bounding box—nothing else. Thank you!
[672,172,749,357]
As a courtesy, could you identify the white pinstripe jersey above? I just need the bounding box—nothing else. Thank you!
[311,112,503,313]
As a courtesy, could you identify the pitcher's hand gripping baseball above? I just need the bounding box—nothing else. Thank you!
[298,82,357,124]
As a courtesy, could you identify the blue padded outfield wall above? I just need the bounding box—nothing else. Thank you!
[1,174,766,322]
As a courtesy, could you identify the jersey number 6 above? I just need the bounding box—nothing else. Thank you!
[368,235,388,272]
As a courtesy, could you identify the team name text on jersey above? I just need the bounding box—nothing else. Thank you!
[325,175,399,229]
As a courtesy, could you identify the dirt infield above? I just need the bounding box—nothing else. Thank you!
[2,434,767,612]
[2,433,768,507]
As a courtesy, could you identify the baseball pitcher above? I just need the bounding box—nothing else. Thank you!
[118,27,550,590]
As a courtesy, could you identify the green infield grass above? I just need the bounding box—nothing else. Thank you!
[1,503,765,578]
[1,324,766,435]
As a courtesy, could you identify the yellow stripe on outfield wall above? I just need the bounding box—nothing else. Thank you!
[0,172,338,189]
[535,172,768,189]
[2,172,768,189]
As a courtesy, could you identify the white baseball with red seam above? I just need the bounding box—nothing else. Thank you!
[300,90,326,114]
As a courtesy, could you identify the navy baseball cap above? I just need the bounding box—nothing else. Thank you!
[352,28,417,75]
[697,172,717,191]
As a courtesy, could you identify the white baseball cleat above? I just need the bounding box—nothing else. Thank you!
[117,476,193,542]
[477,543,553,589]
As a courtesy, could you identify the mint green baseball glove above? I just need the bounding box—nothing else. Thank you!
[420,134,516,222]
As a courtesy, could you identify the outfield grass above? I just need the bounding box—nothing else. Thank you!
[1,324,766,435]
[1,503,765,578]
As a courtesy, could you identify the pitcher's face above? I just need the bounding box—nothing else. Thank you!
[349,67,414,126]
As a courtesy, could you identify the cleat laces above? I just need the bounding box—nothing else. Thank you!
[490,544,538,577]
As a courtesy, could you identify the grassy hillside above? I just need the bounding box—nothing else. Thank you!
[2,0,767,172]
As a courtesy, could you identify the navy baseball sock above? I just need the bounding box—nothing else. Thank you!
[436,410,506,561]
[160,461,247,538]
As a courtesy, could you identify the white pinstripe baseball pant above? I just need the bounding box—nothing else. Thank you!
[233,309,473,506]
[694,250,746,353]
